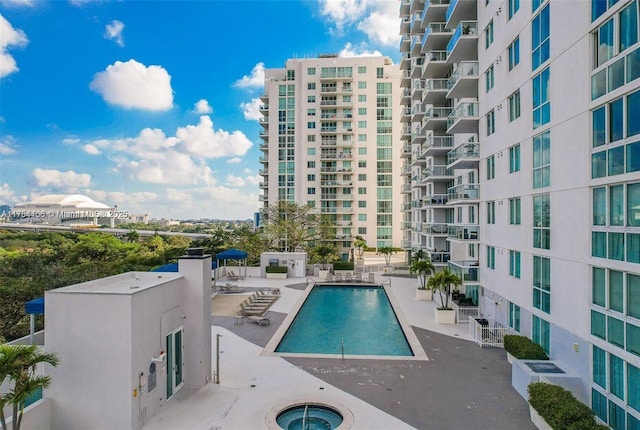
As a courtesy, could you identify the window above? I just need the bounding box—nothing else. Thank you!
[485,20,494,49]
[486,110,496,135]
[358,107,367,115]
[487,245,496,269]
[357,214,367,222]
[487,201,496,224]
[533,67,551,129]
[509,0,520,19]
[620,1,639,52]
[533,256,551,313]
[358,147,367,155]
[532,314,551,353]
[307,161,315,168]
[307,148,316,156]
[532,5,550,70]
[358,120,367,129]
[376,67,384,78]
[307,187,315,194]
[509,303,521,331]
[487,155,496,179]
[358,95,367,102]
[486,65,495,92]
[509,90,521,121]
[509,197,521,224]
[358,200,366,208]
[509,144,521,172]
[533,131,551,188]
[358,160,367,168]
[307,174,315,181]
[308,67,316,75]
[307,108,316,117]
[509,37,520,70]
[509,250,521,278]
[358,81,366,89]
[358,187,366,195]
[308,96,316,103]
[358,66,366,74]
[307,82,316,90]
[533,193,551,249]
[628,89,640,136]
[286,70,295,80]
[307,122,315,129]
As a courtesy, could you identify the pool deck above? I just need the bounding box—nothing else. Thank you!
[143,272,535,430]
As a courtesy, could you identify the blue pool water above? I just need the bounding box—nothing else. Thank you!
[276,405,343,430]
[275,286,413,356]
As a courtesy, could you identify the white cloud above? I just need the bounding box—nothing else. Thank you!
[0,0,34,7]
[338,42,382,57]
[62,138,80,144]
[162,186,259,220]
[319,0,367,31]
[193,99,213,114]
[356,1,401,47]
[0,15,29,79]
[227,157,242,164]
[83,189,158,207]
[240,97,262,121]
[104,20,124,47]
[244,174,261,186]
[0,137,16,155]
[89,59,173,111]
[233,62,264,89]
[0,183,26,204]
[32,168,92,189]
[176,115,252,159]
[82,144,101,155]
[226,174,246,187]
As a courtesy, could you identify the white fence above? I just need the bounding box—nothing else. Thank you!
[468,317,511,348]
[452,301,480,323]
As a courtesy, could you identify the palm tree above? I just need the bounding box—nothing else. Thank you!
[409,258,435,290]
[378,247,395,266]
[0,344,59,430]
[430,268,462,310]
[125,230,139,243]
[352,236,367,259]
[410,249,427,264]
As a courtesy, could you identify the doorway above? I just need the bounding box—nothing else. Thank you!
[166,327,184,399]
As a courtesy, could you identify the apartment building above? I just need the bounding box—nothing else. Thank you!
[258,56,403,259]
[402,0,640,428]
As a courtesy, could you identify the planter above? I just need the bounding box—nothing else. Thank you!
[416,288,433,301]
[434,308,456,324]
[318,269,330,279]
[506,352,516,364]
[529,405,552,430]
[266,273,287,279]
[356,258,364,266]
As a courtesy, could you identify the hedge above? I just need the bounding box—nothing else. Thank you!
[503,335,549,360]
[265,265,288,274]
[528,383,609,430]
[333,261,355,271]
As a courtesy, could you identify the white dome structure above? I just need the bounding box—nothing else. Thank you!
[14,194,111,210]
[12,194,116,226]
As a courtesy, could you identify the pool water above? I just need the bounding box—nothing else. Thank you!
[275,286,413,356]
[276,405,343,430]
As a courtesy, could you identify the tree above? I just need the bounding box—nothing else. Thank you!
[411,249,427,264]
[352,236,367,259]
[378,247,395,266]
[0,344,59,430]
[430,269,462,310]
[410,259,435,290]
[125,230,139,243]
[309,244,339,270]
[262,201,331,251]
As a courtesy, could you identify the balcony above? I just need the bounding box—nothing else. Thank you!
[319,71,353,80]
[259,195,268,202]
[423,135,454,155]
[259,156,268,164]
[259,104,269,113]
[423,107,452,131]
[259,143,268,152]
[400,16,410,37]
[445,0,477,29]
[446,21,478,63]
[401,144,412,159]
[411,79,424,100]
[422,165,454,182]
[413,222,423,232]
[447,140,479,169]
[421,0,451,23]
[320,151,352,160]
[447,224,479,241]
[411,103,425,121]
[422,50,450,78]
[410,35,423,55]
[424,223,449,235]
[401,164,412,176]
[447,61,479,99]
[447,101,479,134]
[402,239,412,249]
[423,78,449,104]
[258,168,267,176]
[422,193,449,206]
[401,34,411,53]
[421,22,452,53]
[401,183,412,194]
[320,126,353,134]
[402,202,412,211]
[259,128,268,138]
[259,93,269,102]
[259,117,268,127]
[410,13,422,34]
[411,125,426,144]
[447,183,479,203]
[448,260,479,282]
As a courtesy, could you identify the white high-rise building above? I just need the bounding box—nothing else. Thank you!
[259,56,403,259]
[402,0,640,427]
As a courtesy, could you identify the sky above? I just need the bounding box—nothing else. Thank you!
[0,0,401,220]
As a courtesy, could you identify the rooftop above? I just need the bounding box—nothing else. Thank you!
[47,271,182,295]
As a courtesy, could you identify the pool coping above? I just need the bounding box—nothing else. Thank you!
[264,400,355,430]
[261,282,429,361]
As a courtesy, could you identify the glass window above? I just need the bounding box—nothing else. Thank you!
[627,47,640,82]
[627,233,640,263]
[628,323,640,356]
[592,389,608,422]
[609,232,625,260]
[509,250,521,278]
[532,315,550,353]
[486,110,496,135]
[629,274,640,319]
[594,187,607,225]
[608,58,625,92]
[486,65,495,92]
[620,1,639,52]
[611,184,624,226]
[533,194,551,250]
[485,20,494,49]
[593,345,607,388]
[509,0,520,19]
[532,67,551,129]
[593,267,607,307]
[610,354,625,399]
[593,231,607,257]
[308,67,316,75]
[487,155,495,179]
[592,151,608,178]
[533,256,551,313]
[509,90,521,122]
[510,197,522,224]
[533,131,551,187]
[509,37,520,71]
[610,98,624,142]
[592,0,607,21]
[509,144,521,172]
[627,141,640,172]
[532,5,550,70]
[591,310,607,339]
[628,183,640,226]
[608,145,625,175]
[608,316,625,348]
[596,18,615,67]
[628,89,640,136]
[592,68,607,99]
[509,302,521,331]
[610,270,624,312]
[593,106,606,147]
[487,201,495,224]
[629,363,640,412]
[358,66,366,74]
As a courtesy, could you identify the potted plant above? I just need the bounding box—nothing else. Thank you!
[430,268,462,324]
[353,236,367,265]
[309,244,339,278]
[378,246,395,267]
[503,335,549,364]
[527,383,609,430]
[410,257,435,300]
[265,265,288,279]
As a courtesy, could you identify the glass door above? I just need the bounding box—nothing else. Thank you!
[165,327,184,400]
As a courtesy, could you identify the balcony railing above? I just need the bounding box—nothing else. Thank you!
[427,250,451,264]
[423,165,453,180]
[446,21,478,53]
[445,0,459,23]
[448,61,479,89]
[422,0,451,22]
[447,102,479,129]
[447,141,479,164]
[424,135,454,151]
[424,223,449,235]
[425,78,449,91]
[425,50,448,62]
[425,107,453,119]
[422,193,449,206]
[448,225,479,240]
[449,261,479,282]
[447,183,479,201]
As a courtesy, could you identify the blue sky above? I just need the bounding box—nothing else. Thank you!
[0,0,400,220]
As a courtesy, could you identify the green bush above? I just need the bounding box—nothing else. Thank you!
[503,335,549,360]
[528,383,608,429]
[333,261,354,271]
[265,265,287,274]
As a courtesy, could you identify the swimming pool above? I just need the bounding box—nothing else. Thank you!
[275,285,413,356]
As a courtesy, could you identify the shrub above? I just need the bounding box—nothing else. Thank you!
[528,383,608,429]
[333,261,354,271]
[503,335,549,360]
[265,265,287,274]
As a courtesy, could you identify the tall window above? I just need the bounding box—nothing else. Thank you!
[486,109,496,135]
[308,67,316,75]
[509,303,521,331]
[532,315,550,353]
[509,144,521,172]
[620,1,639,52]
[533,130,551,188]
[485,20,494,49]
[487,155,496,179]
[509,0,520,19]
[487,245,496,269]
[509,250,521,278]
[533,193,551,249]
[509,37,520,71]
[532,5,550,70]
[509,90,521,121]
[509,197,521,224]
[533,67,551,128]
[533,255,551,313]
[486,65,495,92]
[595,18,615,67]
[487,201,496,224]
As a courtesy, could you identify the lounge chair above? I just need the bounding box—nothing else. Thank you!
[243,298,270,311]
[248,295,274,305]
[354,273,363,283]
[335,273,344,282]
[219,283,245,293]
[247,315,271,326]
[255,291,279,301]
[324,272,333,282]
[345,273,353,282]
[368,272,375,283]
[238,303,265,316]
[227,270,243,281]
